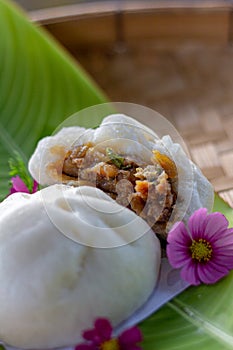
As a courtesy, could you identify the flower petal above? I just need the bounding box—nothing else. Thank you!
[32,180,39,193]
[11,176,29,193]
[212,253,233,269]
[167,221,191,246]
[188,208,208,240]
[9,186,17,195]
[95,318,112,341]
[75,343,96,350]
[121,346,142,350]
[181,260,200,285]
[213,229,233,248]
[119,327,142,346]
[197,261,229,284]
[197,263,216,284]
[166,244,190,269]
[83,329,99,342]
[204,212,229,241]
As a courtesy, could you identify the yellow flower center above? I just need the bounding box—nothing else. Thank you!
[190,239,212,262]
[99,338,120,350]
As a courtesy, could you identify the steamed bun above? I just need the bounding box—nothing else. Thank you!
[0,185,160,349]
[28,114,214,230]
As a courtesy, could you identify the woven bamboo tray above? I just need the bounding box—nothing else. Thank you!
[32,1,233,209]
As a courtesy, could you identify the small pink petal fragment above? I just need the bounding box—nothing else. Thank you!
[75,344,95,350]
[11,176,29,193]
[75,318,143,350]
[94,318,112,341]
[8,176,38,197]
[32,180,39,193]
[119,327,143,346]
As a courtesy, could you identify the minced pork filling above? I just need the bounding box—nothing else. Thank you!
[62,143,177,239]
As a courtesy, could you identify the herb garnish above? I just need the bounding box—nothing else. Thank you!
[106,148,125,169]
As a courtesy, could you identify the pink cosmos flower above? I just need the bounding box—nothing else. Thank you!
[9,175,38,195]
[75,318,143,350]
[167,208,233,285]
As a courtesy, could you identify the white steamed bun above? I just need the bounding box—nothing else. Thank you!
[0,185,160,349]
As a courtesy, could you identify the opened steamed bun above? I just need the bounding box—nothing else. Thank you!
[29,114,214,237]
[0,185,160,349]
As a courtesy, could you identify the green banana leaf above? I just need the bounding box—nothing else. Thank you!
[0,0,107,200]
[0,1,233,349]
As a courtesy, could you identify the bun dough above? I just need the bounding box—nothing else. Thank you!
[0,185,160,349]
